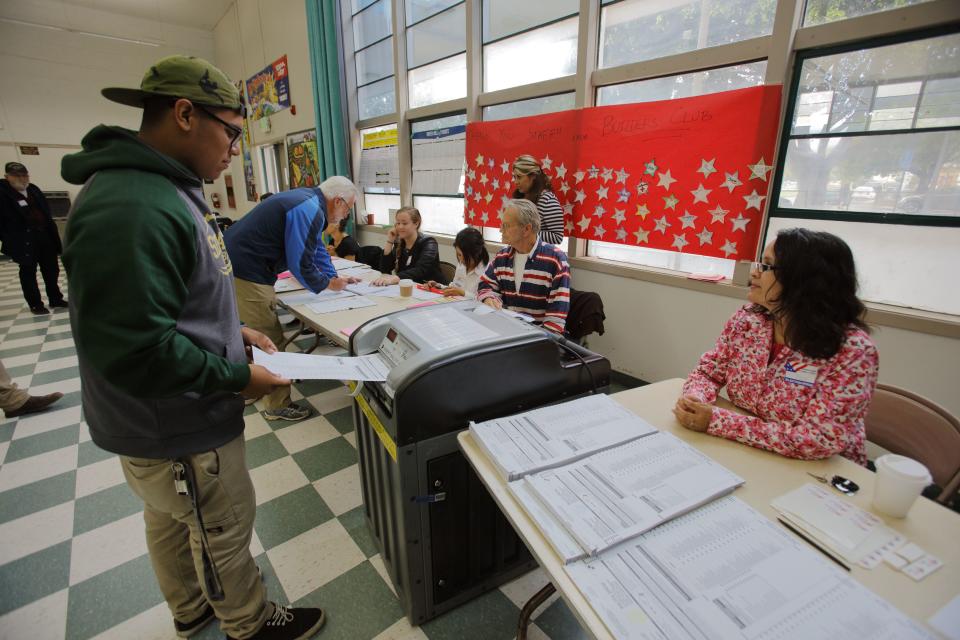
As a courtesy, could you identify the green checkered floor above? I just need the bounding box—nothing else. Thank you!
[0,259,588,640]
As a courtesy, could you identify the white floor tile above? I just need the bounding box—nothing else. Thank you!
[75,457,126,499]
[0,335,46,350]
[267,519,365,601]
[78,422,91,443]
[372,617,429,640]
[32,355,78,374]
[243,413,271,442]
[0,352,40,368]
[0,442,8,466]
[5,323,49,335]
[69,512,147,585]
[44,324,73,337]
[343,431,357,449]
[273,416,339,455]
[312,464,362,516]
[0,501,75,566]
[250,529,264,558]
[0,588,68,640]
[10,375,32,389]
[0,445,78,493]
[29,376,80,397]
[368,554,398,598]
[40,338,75,352]
[12,406,82,440]
[249,457,310,506]
[88,603,174,640]
[498,567,559,611]
[305,387,353,414]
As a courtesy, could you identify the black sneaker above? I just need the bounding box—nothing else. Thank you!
[50,299,69,308]
[174,604,216,638]
[30,306,50,315]
[227,604,325,640]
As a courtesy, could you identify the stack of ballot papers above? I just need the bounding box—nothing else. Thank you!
[274,277,305,293]
[469,394,657,481]
[514,431,744,560]
[252,347,389,381]
[772,484,905,567]
[566,496,935,640]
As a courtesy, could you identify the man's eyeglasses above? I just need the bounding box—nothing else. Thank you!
[195,104,243,149]
[751,261,778,273]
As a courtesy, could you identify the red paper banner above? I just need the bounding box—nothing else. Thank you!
[463,85,782,260]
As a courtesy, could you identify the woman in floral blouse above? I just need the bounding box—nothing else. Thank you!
[673,228,878,465]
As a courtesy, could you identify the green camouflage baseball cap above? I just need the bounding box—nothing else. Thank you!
[102,55,243,112]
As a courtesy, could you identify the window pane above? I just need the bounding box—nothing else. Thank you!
[413,195,466,236]
[803,0,934,26]
[353,0,392,50]
[409,54,467,108]
[483,18,578,92]
[356,38,394,86]
[599,0,775,69]
[352,0,377,13]
[767,217,960,315]
[792,32,960,135]
[407,0,462,26]
[588,241,735,278]
[362,193,401,224]
[482,92,575,121]
[407,3,466,68]
[780,130,960,216]
[483,0,578,43]
[358,76,396,120]
[596,61,767,105]
[412,114,467,195]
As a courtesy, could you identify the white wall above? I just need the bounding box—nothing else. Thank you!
[0,0,215,200]
[210,0,317,219]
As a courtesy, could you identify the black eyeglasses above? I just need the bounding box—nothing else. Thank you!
[751,261,778,273]
[195,103,243,149]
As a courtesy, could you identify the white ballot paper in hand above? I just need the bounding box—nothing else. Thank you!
[252,347,389,381]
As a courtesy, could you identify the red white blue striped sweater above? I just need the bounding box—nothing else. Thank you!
[477,241,571,334]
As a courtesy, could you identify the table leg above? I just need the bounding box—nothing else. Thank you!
[517,582,556,639]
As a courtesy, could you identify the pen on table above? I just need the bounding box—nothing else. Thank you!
[777,518,851,572]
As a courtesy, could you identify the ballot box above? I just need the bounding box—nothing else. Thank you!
[349,301,611,624]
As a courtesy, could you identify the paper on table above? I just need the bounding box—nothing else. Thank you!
[346,282,400,297]
[330,257,369,271]
[252,347,389,381]
[509,479,587,563]
[401,306,497,350]
[524,431,743,559]
[306,296,377,314]
[470,394,658,481]
[411,288,443,300]
[929,593,960,640]
[274,278,305,293]
[280,289,357,306]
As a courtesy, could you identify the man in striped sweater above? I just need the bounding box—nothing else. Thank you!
[477,199,571,334]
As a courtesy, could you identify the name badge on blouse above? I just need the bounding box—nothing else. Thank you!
[784,361,818,387]
[18,200,28,207]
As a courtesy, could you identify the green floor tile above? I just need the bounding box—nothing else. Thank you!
[293,378,343,397]
[77,439,116,467]
[338,506,379,558]
[0,540,71,616]
[0,421,16,442]
[4,424,80,463]
[254,553,289,605]
[294,561,404,640]
[324,406,354,434]
[53,389,83,410]
[420,586,521,640]
[244,432,288,470]
[65,554,164,640]
[6,327,49,338]
[0,344,42,358]
[29,366,80,386]
[38,346,77,362]
[291,437,357,482]
[267,399,318,432]
[244,403,259,416]
[73,482,143,536]
[0,470,77,525]
[255,485,333,550]
[4,363,36,378]
[533,597,589,640]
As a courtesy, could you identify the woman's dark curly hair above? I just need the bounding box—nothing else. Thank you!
[765,228,869,359]
[454,227,489,272]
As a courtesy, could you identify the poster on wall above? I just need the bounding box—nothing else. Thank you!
[286,129,321,188]
[463,85,782,261]
[411,124,466,195]
[359,128,400,192]
[236,80,258,202]
[245,55,291,121]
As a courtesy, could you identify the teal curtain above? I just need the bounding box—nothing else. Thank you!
[305,0,349,180]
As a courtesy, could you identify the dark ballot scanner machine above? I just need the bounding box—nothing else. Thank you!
[348,300,610,624]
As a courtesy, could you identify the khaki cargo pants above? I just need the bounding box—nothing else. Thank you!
[234,277,290,410]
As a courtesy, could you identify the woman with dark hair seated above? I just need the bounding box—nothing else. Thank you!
[372,206,444,285]
[426,226,489,298]
[324,218,361,261]
[673,228,878,465]
[512,155,564,245]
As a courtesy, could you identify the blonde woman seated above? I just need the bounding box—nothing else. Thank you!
[673,228,878,465]
[425,227,489,298]
[372,207,444,285]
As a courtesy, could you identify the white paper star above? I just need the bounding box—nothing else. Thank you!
[501,195,511,207]
[748,157,772,181]
[696,228,714,246]
[697,158,717,178]
[484,193,492,203]
[730,213,751,232]
[743,190,766,211]
[577,216,591,232]
[616,227,627,241]
[588,165,600,179]
[475,153,484,166]
[596,186,609,200]
[467,169,475,180]
[492,178,500,190]
[720,240,737,257]
[542,155,552,169]
[633,228,650,244]
[593,204,606,218]
[615,168,630,184]
[679,211,697,229]
[472,191,482,202]
[565,219,574,234]
[663,194,679,210]
[559,182,570,194]
[479,173,488,185]
[721,171,741,193]
[612,208,626,224]
[593,223,607,238]
[466,186,473,196]
[708,205,729,224]
[480,211,489,224]
[636,181,649,195]
[657,170,677,190]
[562,203,574,216]
[487,158,494,168]
[635,204,650,219]
[574,189,586,204]
[644,160,657,176]
[601,167,613,182]
[654,216,670,234]
[573,170,585,183]
[500,160,510,174]
[672,233,689,252]
[691,183,712,204]
[617,188,630,203]
[555,163,567,179]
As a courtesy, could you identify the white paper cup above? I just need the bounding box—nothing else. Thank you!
[399,279,413,297]
[872,454,931,518]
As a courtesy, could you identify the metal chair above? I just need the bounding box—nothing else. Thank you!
[438,261,456,285]
[864,383,960,505]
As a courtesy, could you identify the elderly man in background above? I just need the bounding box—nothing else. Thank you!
[477,198,571,334]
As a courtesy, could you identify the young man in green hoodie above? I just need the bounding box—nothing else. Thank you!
[62,56,326,640]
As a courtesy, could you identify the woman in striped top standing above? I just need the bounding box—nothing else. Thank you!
[511,155,564,245]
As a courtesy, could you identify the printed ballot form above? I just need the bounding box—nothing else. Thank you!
[252,347,389,381]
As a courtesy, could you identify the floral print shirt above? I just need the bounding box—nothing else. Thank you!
[682,306,878,465]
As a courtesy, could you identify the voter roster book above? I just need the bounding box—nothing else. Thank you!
[566,496,934,640]
[469,394,658,481]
